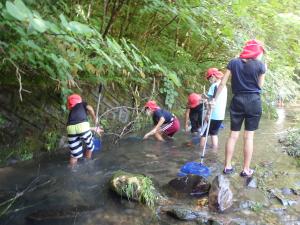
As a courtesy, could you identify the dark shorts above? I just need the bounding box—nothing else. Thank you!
[230,93,262,131]
[190,114,203,133]
[189,106,203,133]
[202,120,223,136]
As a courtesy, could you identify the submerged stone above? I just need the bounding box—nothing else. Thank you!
[281,187,293,195]
[168,174,210,197]
[208,175,233,212]
[292,188,300,195]
[163,205,209,221]
[246,177,257,188]
[163,205,225,224]
[228,218,248,225]
[270,188,299,206]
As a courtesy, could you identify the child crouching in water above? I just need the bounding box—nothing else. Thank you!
[184,93,204,135]
[66,94,102,168]
[143,100,180,141]
[200,68,227,150]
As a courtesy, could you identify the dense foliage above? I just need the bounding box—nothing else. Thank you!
[1,0,299,110]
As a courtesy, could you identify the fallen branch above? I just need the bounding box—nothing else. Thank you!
[0,175,54,217]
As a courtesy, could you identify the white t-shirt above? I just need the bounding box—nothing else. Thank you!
[207,82,227,120]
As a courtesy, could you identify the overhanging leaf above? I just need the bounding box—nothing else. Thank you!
[6,1,28,21]
[167,72,181,87]
[59,14,69,30]
[30,17,48,33]
[15,0,31,17]
[68,21,93,34]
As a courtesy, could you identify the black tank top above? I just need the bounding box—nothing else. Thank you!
[67,102,88,125]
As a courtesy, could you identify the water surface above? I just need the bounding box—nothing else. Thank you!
[0,105,299,225]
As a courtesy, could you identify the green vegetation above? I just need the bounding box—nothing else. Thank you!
[0,138,35,165]
[111,170,157,210]
[249,202,263,213]
[1,0,299,108]
[0,115,6,126]
[284,130,300,158]
[120,176,156,209]
[44,131,60,153]
[279,128,300,166]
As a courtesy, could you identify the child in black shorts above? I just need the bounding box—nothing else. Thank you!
[200,68,227,150]
[184,93,204,134]
[213,40,267,177]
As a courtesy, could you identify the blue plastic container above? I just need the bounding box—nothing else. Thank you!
[191,136,200,145]
[93,137,102,152]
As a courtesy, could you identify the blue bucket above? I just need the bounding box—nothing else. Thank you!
[93,137,102,152]
[191,136,200,145]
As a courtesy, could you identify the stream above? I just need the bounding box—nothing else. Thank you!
[0,104,299,225]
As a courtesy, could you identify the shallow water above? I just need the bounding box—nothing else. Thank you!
[0,104,299,225]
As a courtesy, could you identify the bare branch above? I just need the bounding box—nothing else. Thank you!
[98,106,140,120]
[2,58,27,101]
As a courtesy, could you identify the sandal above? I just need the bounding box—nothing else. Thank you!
[223,167,235,175]
[240,169,254,177]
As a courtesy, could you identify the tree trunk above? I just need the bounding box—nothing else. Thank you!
[118,0,131,39]
[102,0,125,38]
[100,0,111,34]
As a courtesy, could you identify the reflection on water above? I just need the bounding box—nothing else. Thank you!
[0,106,300,225]
[275,108,286,126]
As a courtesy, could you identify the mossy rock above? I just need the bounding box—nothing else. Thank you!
[110,170,158,209]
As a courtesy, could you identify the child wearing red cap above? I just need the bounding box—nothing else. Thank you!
[184,93,204,134]
[213,39,267,177]
[200,68,227,149]
[66,94,102,168]
[143,100,180,141]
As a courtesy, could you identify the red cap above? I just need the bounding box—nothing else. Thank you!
[240,39,265,59]
[145,100,160,111]
[206,68,224,80]
[188,93,201,108]
[67,94,82,110]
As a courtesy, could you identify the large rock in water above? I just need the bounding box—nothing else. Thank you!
[110,170,158,208]
[168,174,211,196]
[208,175,233,212]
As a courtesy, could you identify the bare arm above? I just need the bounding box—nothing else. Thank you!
[258,74,265,88]
[86,105,96,124]
[143,117,165,139]
[214,69,231,101]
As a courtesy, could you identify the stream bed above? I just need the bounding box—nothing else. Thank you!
[0,104,299,225]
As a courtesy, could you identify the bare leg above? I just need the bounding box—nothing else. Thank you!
[243,131,254,172]
[69,157,78,167]
[211,135,218,149]
[225,131,240,169]
[85,149,93,159]
[154,131,165,141]
[200,136,205,148]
